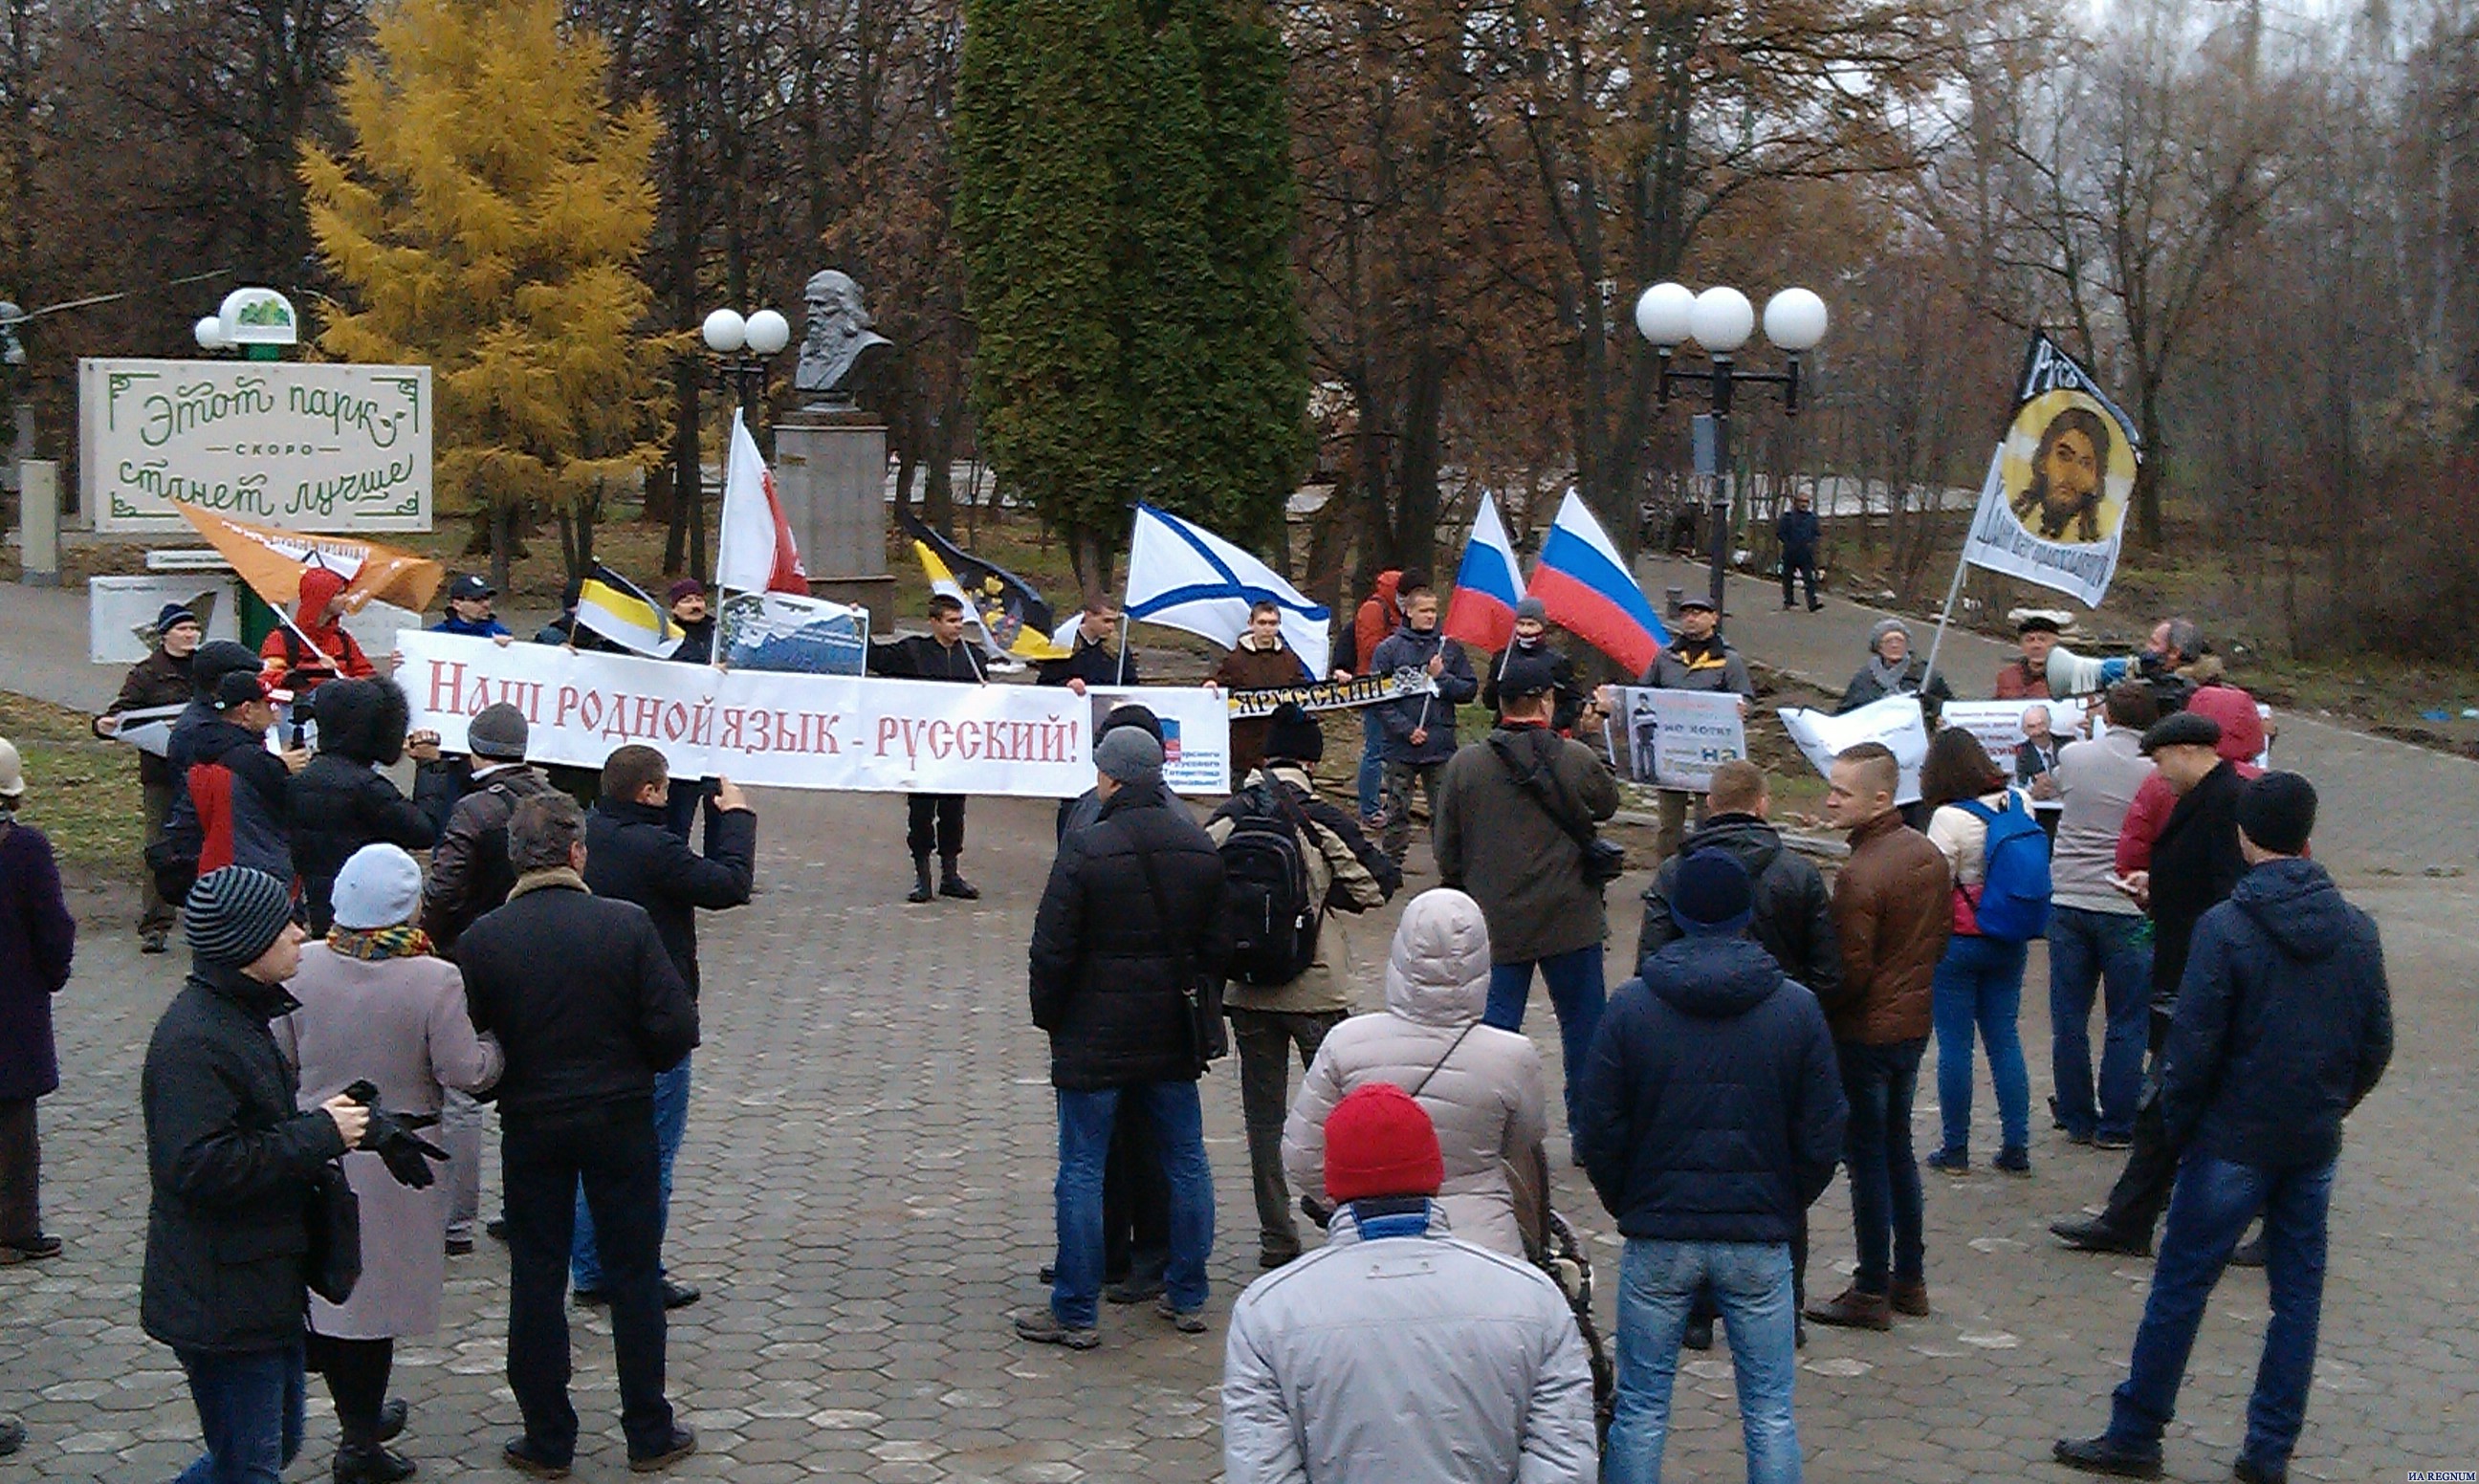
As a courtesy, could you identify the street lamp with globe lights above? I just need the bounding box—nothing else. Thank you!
[701,305,791,426]
[1634,282,1828,615]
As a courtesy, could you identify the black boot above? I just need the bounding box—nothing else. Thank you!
[334,1442,417,1483]
[907,854,934,904]
[938,856,980,900]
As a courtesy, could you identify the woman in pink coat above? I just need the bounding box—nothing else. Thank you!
[278,844,500,1484]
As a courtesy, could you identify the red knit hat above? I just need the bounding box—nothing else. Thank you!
[1325,1083,1444,1202]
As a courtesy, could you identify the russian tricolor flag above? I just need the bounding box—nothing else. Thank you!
[1441,491,1525,654]
[1529,491,1669,677]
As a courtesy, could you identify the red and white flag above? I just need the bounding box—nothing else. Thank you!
[714,409,808,595]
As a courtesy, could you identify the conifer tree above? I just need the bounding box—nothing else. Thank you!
[300,0,667,590]
[956,0,1307,598]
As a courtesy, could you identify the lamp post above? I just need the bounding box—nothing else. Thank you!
[701,307,791,425]
[1634,283,1828,618]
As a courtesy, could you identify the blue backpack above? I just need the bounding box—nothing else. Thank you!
[1958,792,2052,941]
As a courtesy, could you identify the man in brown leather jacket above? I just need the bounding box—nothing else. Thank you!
[1808,741,1951,1332]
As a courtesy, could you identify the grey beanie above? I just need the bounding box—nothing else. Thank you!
[1867,617,1913,654]
[468,702,529,761]
[1094,726,1165,790]
[331,843,424,931]
[185,867,296,968]
[1513,596,1547,623]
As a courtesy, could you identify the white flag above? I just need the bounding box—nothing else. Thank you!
[714,410,808,595]
[1122,504,1324,679]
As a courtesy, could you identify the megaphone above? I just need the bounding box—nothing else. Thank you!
[2046,645,2133,697]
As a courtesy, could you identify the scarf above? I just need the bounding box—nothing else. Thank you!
[325,924,434,962]
[1867,652,1914,693]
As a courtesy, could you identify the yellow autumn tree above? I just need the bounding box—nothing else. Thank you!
[300,0,666,586]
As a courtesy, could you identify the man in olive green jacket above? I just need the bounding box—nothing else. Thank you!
[1432,657,1619,1141]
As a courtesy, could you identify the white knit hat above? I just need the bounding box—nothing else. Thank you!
[331,844,425,931]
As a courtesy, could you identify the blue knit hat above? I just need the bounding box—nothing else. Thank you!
[1669,850,1753,936]
[185,867,296,968]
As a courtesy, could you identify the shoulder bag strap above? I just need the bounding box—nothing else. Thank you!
[1409,1021,1480,1101]
[1130,838,1195,986]
[1489,733,1598,858]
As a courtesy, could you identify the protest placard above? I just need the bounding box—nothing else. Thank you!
[1613,687,1748,792]
[1778,695,1932,804]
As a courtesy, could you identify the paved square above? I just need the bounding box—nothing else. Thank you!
[4,788,2470,1481]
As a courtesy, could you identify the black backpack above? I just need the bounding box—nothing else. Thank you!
[1218,781,1321,986]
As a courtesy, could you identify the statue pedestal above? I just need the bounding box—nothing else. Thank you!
[773,409,898,631]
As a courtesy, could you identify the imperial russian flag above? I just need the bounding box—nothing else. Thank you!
[1528,491,1669,676]
[1441,491,1525,654]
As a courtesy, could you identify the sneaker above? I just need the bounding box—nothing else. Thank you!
[2229,1235,2267,1269]
[1257,1245,1301,1271]
[141,928,170,954]
[334,1442,417,1484]
[1994,1146,2031,1176]
[627,1425,696,1473]
[1926,1147,1969,1175]
[2051,1216,2151,1257]
[486,1218,509,1242]
[2063,1128,2095,1146]
[2052,1433,2163,1478]
[501,1437,572,1478]
[1153,1296,1207,1334]
[571,1287,608,1308]
[2232,1455,2288,1483]
[445,1236,474,1256]
[1890,1280,1930,1317]
[1681,1317,1714,1351]
[0,1234,62,1264]
[1014,1309,1100,1349]
[1803,1286,1892,1331]
[2093,1131,2134,1151]
[662,1280,701,1310]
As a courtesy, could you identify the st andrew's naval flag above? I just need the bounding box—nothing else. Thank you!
[1441,491,1525,655]
[1528,491,1668,677]
[1123,504,1322,680]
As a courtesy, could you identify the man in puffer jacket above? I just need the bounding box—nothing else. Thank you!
[1207,703,1399,1269]
[288,678,438,935]
[2056,774,2391,1484]
[259,565,379,696]
[1227,1084,1595,1484]
[1576,851,1847,1484]
[1637,760,1838,998]
[1022,728,1226,1347]
[1283,888,1546,1257]
[160,669,307,891]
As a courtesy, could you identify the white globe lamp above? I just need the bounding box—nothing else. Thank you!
[743,309,791,357]
[1634,282,1696,347]
[701,308,747,355]
[1762,288,1829,352]
[1688,286,1755,354]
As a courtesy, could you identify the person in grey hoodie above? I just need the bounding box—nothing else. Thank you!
[1283,888,1546,1257]
[1227,1083,1594,1484]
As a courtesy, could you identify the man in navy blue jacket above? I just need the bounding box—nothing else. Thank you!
[1576,850,1846,1484]
[2057,773,2392,1484]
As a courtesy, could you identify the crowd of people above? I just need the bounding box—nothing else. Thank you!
[0,558,2398,1482]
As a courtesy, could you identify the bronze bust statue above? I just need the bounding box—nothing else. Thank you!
[794,270,893,407]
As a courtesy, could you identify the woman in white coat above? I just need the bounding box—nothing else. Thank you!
[1283,888,1548,1255]
[278,844,501,1484]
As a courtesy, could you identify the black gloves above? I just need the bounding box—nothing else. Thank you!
[340,1080,450,1190]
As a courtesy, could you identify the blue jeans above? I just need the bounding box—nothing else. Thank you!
[1931,935,2029,1156]
[575,1057,691,1289]
[1355,712,1385,819]
[172,1342,306,1484]
[2047,907,2152,1140]
[1052,1081,1214,1330]
[2109,1153,2336,1472]
[1836,1037,1926,1294]
[1483,944,1606,1138]
[1609,1239,1802,1484]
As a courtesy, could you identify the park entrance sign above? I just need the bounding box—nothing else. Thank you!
[78,358,433,534]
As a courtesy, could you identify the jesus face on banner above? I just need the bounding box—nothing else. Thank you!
[2001,393,2134,546]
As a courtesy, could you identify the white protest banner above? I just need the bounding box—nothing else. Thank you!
[1615,687,1747,792]
[1224,667,1434,719]
[1941,698,2089,769]
[1778,695,1931,805]
[80,359,433,533]
[399,630,1094,797]
[1087,687,1234,795]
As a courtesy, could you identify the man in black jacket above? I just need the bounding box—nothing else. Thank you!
[867,594,987,902]
[571,744,756,1311]
[94,602,201,950]
[1777,491,1821,611]
[288,678,440,935]
[2057,775,2391,1483]
[1037,603,1140,692]
[457,795,699,1476]
[1635,758,1839,1346]
[1576,851,1847,1482]
[2054,711,2252,1258]
[1481,597,1586,732]
[143,866,370,1484]
[1020,727,1225,1348]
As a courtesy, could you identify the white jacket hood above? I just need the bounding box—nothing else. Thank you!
[1383,888,1492,1030]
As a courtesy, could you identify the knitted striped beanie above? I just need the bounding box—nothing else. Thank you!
[184,867,296,968]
